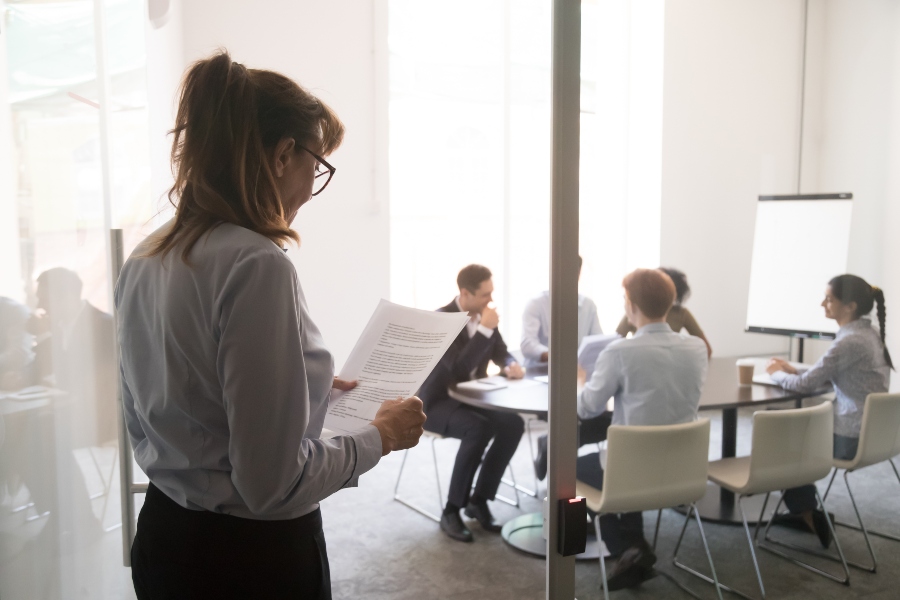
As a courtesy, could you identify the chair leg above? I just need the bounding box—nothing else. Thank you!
[742,494,768,600]
[99,448,122,532]
[496,465,521,507]
[594,515,610,600]
[832,463,900,544]
[757,489,851,585]
[668,504,725,600]
[821,468,838,503]
[652,508,662,552]
[693,504,725,600]
[839,470,877,571]
[393,438,442,523]
[525,417,540,493]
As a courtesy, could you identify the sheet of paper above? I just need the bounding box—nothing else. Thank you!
[577,333,620,379]
[323,299,469,436]
[456,376,509,392]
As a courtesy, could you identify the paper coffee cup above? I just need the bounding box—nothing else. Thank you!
[736,358,756,385]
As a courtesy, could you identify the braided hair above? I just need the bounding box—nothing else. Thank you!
[829,274,894,370]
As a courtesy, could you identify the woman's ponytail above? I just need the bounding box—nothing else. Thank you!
[146,49,343,261]
[873,286,894,370]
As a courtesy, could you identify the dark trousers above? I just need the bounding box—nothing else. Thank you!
[576,452,646,557]
[132,483,331,600]
[432,405,525,509]
[783,434,860,513]
[578,411,613,447]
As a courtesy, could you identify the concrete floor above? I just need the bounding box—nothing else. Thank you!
[321,405,900,600]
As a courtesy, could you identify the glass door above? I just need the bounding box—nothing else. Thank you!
[1,1,153,597]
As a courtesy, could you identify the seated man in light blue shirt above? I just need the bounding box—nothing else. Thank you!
[577,268,708,591]
[523,256,606,481]
[520,255,602,369]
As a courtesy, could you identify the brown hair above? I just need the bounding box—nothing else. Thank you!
[457,264,492,294]
[623,268,676,319]
[147,50,344,261]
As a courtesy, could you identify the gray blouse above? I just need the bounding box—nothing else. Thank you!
[772,317,891,437]
[116,221,382,520]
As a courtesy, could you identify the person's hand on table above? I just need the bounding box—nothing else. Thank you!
[480,305,500,330]
[371,396,427,456]
[332,377,357,391]
[540,351,549,363]
[504,362,524,380]
[765,358,796,375]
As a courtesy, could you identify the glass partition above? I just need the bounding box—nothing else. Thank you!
[0,0,151,597]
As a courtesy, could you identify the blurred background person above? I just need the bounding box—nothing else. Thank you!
[0,297,34,390]
[520,255,602,369]
[616,267,712,357]
[28,267,116,447]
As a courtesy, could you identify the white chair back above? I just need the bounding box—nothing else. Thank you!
[598,419,710,514]
[851,393,900,469]
[744,402,833,495]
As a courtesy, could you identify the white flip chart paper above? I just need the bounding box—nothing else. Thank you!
[322,299,469,436]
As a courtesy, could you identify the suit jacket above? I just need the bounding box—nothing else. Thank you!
[417,299,516,434]
[32,303,116,446]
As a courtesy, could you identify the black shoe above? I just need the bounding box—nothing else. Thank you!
[440,511,473,542]
[771,510,834,549]
[771,512,811,532]
[605,543,656,591]
[534,435,548,481]
[464,500,503,533]
[811,509,833,550]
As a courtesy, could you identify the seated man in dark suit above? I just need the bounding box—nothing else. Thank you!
[418,264,525,542]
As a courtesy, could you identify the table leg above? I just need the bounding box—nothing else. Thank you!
[720,408,737,508]
[685,406,776,525]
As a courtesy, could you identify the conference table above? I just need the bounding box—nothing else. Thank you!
[447,357,829,557]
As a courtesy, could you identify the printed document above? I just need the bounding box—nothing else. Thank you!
[323,299,469,436]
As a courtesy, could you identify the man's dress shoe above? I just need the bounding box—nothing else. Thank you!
[440,511,473,542]
[464,501,502,533]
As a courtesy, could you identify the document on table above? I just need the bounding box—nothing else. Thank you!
[322,299,469,436]
[577,333,620,379]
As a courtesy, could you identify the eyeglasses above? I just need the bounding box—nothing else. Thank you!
[298,146,336,196]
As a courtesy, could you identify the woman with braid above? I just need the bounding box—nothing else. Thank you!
[766,274,893,548]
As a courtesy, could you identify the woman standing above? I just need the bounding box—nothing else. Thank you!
[766,274,892,547]
[117,51,425,599]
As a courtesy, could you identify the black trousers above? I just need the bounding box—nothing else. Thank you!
[576,452,645,558]
[783,434,860,514]
[432,405,525,509]
[132,483,331,600]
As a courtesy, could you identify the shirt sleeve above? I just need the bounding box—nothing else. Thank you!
[217,251,380,516]
[615,315,633,338]
[586,302,603,336]
[520,298,547,361]
[770,337,858,394]
[578,347,620,419]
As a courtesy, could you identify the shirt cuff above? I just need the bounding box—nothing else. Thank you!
[770,371,789,383]
[343,424,382,489]
[476,324,495,339]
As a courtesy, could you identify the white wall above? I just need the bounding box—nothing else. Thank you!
[793,0,900,373]
[150,0,389,367]
[660,0,805,357]
[661,0,900,374]
[0,28,22,300]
